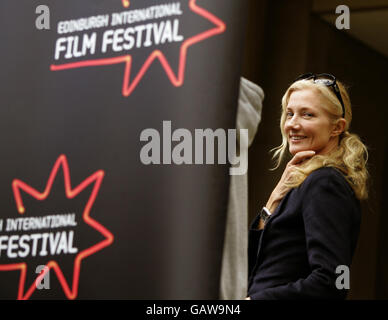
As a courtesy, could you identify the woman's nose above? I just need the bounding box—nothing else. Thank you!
[285,116,301,130]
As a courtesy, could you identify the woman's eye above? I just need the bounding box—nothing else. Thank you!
[286,112,293,117]
[303,112,313,117]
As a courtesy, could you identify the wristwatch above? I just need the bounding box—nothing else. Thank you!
[260,207,272,224]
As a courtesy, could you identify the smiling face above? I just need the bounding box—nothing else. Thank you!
[284,88,340,156]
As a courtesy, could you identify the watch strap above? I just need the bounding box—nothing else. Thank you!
[260,207,272,224]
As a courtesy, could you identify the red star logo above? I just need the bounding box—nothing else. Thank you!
[50,0,226,97]
[0,155,114,300]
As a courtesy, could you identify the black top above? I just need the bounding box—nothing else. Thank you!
[248,167,361,300]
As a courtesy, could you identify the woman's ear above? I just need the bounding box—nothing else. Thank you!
[331,118,347,137]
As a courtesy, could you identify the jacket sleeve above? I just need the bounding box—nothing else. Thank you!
[250,169,359,300]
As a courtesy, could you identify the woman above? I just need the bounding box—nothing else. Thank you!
[246,73,368,300]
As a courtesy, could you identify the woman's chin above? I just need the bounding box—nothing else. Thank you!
[289,145,299,155]
[289,146,312,155]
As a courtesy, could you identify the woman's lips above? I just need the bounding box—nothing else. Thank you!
[289,135,307,142]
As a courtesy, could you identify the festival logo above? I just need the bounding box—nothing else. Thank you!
[0,155,114,299]
[50,0,226,97]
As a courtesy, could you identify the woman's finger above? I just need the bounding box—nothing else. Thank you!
[289,150,315,165]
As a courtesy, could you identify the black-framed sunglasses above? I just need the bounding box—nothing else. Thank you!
[294,73,345,118]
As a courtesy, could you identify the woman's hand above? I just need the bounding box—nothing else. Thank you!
[266,150,315,213]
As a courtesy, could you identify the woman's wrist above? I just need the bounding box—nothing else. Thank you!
[266,201,279,213]
[265,196,277,213]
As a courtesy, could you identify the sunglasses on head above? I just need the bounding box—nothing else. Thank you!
[294,73,345,118]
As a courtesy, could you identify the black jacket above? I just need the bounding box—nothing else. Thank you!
[248,167,361,300]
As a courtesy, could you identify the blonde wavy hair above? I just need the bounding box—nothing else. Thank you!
[271,78,369,200]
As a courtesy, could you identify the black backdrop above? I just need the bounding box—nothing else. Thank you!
[0,0,247,299]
